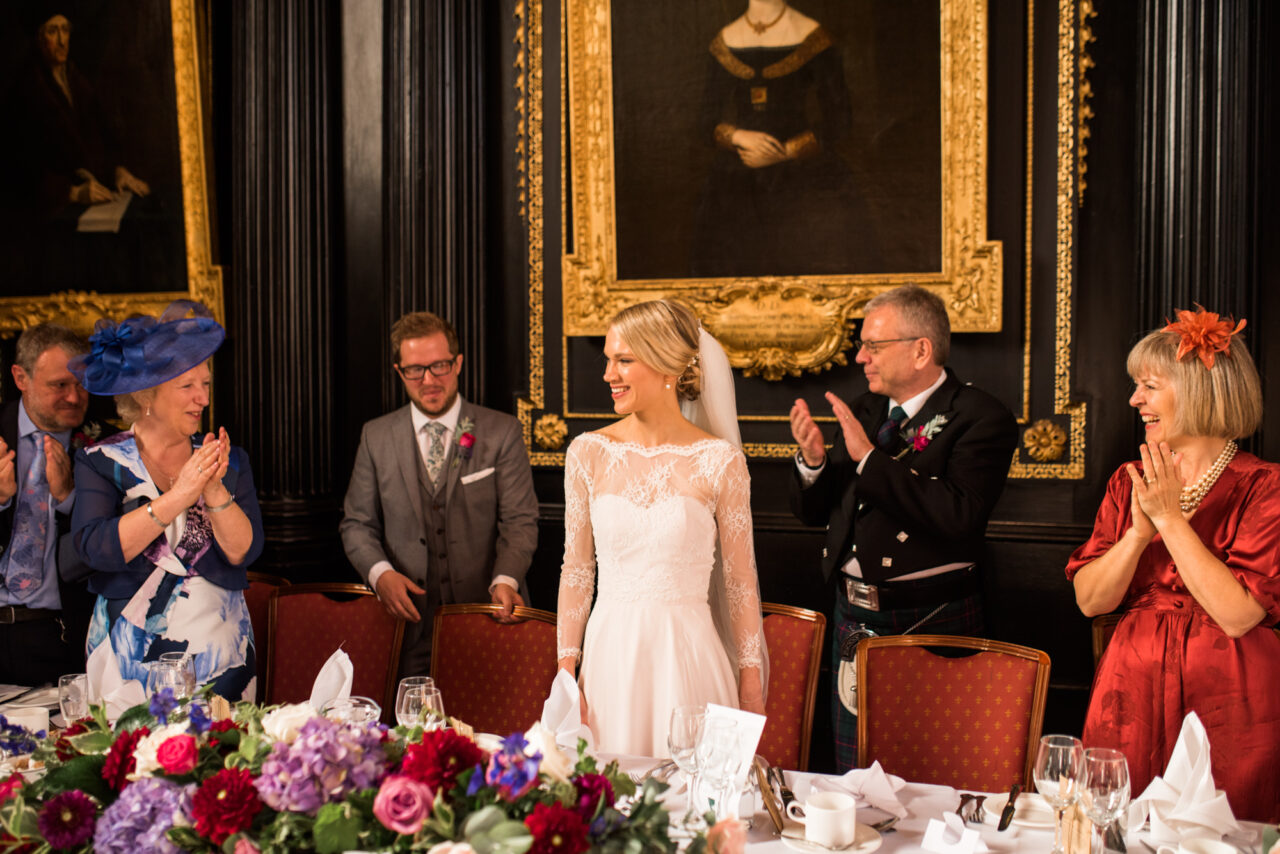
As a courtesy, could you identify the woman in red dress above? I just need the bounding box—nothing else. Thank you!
[1066,308,1280,822]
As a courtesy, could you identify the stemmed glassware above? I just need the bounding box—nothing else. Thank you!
[668,705,705,819]
[394,677,438,728]
[1035,734,1085,854]
[148,659,189,700]
[1081,747,1130,854]
[157,652,197,698]
[419,687,446,729]
[695,718,744,822]
[321,696,382,724]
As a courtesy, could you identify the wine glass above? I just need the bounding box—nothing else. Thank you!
[157,652,197,698]
[695,719,743,821]
[147,660,187,699]
[668,705,705,818]
[1035,735,1085,854]
[395,677,435,727]
[419,687,446,729]
[1082,748,1130,854]
[58,674,89,724]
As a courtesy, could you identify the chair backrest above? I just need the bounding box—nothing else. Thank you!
[266,583,404,719]
[245,571,290,703]
[1091,613,1123,669]
[857,634,1051,791]
[758,603,826,771]
[431,604,558,736]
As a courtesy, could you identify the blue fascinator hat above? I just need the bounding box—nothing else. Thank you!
[69,300,225,394]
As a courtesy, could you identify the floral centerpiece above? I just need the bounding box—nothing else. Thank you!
[0,690,712,854]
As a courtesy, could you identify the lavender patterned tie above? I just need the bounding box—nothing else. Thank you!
[1,432,50,601]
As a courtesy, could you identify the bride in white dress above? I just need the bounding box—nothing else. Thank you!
[557,300,767,757]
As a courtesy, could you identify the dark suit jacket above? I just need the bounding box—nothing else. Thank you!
[791,369,1018,585]
[340,400,539,676]
[0,400,96,644]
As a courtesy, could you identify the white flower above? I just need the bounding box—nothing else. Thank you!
[428,843,476,854]
[129,722,189,779]
[261,703,320,744]
[524,721,572,783]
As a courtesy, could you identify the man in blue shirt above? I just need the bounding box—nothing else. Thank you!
[0,324,93,686]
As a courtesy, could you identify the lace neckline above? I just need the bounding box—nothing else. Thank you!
[582,432,724,455]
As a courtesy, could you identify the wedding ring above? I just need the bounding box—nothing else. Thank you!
[198,465,204,474]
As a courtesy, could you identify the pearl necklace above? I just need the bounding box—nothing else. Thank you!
[746,2,788,35]
[1179,440,1236,513]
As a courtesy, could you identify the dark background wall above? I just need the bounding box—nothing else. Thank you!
[203,0,1277,772]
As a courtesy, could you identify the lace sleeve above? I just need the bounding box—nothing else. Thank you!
[715,447,765,670]
[556,439,597,663]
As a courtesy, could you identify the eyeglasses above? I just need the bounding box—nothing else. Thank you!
[395,358,457,381]
[854,337,919,355]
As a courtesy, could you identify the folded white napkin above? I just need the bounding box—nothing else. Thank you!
[809,760,909,819]
[540,670,594,752]
[86,642,148,721]
[1129,712,1240,843]
[308,649,354,710]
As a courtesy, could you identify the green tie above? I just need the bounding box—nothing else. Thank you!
[425,422,449,487]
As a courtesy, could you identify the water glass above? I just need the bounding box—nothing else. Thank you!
[1035,734,1085,854]
[157,652,197,697]
[395,677,436,727]
[1082,747,1130,854]
[58,674,89,723]
[420,687,446,729]
[321,695,382,724]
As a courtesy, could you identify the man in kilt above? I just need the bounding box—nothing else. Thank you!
[789,285,1017,771]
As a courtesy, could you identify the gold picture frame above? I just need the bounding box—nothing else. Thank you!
[561,0,1001,380]
[0,0,223,337]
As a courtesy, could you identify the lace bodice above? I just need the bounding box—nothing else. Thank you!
[557,432,764,671]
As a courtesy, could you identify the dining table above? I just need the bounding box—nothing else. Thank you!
[603,754,1272,854]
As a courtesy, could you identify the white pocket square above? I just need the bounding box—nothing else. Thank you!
[461,467,495,485]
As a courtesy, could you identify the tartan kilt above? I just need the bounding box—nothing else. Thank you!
[830,590,984,772]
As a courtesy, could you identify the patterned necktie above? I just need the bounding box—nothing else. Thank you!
[1,432,50,601]
[425,421,449,487]
[875,405,908,449]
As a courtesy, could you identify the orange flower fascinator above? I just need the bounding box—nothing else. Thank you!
[1162,305,1246,369]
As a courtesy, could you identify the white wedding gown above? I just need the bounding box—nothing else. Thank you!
[557,432,766,757]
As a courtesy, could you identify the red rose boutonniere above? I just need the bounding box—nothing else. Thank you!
[454,417,477,464]
[71,421,104,452]
[895,414,949,459]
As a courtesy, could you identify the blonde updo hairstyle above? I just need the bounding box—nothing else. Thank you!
[1126,327,1262,440]
[609,299,702,402]
[114,388,156,424]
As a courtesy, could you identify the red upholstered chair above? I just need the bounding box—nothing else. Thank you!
[245,572,290,703]
[266,583,404,720]
[431,604,558,736]
[1092,613,1123,669]
[758,603,825,771]
[856,635,1051,791]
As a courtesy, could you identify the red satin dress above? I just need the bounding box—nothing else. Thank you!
[1066,452,1280,822]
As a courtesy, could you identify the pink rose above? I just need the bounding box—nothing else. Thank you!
[707,819,747,854]
[374,774,435,835]
[233,838,262,854]
[912,428,930,451]
[156,734,199,775]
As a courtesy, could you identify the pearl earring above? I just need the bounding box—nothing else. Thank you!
[665,383,672,389]
[145,403,151,417]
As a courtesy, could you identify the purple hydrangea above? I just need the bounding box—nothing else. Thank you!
[94,777,194,854]
[254,717,388,814]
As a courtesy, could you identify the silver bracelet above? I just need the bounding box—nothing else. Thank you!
[207,496,236,513]
[145,502,169,528]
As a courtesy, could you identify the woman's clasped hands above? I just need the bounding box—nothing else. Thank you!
[168,428,233,509]
[1125,441,1191,536]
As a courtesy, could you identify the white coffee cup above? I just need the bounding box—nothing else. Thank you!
[2,705,50,735]
[1156,839,1238,854]
[786,791,858,849]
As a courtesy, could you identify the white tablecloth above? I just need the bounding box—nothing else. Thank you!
[604,756,1270,854]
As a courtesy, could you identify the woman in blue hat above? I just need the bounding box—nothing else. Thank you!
[68,300,263,702]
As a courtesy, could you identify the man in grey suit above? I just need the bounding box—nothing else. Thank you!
[341,312,539,678]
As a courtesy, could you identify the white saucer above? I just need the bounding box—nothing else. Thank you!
[473,732,505,752]
[983,792,1056,829]
[781,823,882,854]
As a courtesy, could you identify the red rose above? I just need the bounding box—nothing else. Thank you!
[459,433,476,449]
[210,718,241,734]
[400,729,484,795]
[191,768,263,845]
[157,734,199,774]
[102,726,150,791]
[524,802,589,854]
[0,771,24,802]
